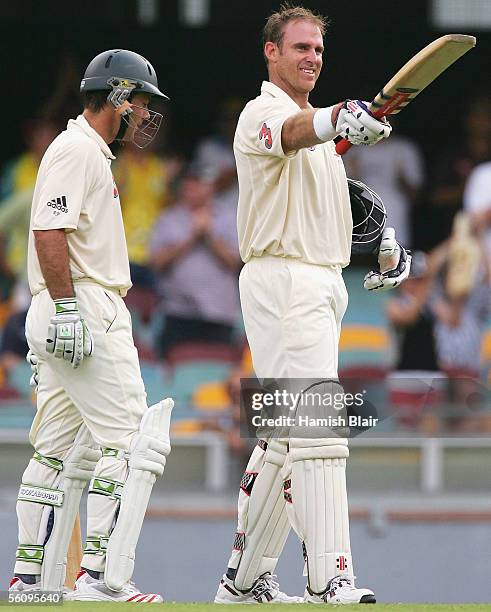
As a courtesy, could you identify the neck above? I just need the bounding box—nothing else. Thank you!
[268,73,310,109]
[82,109,115,144]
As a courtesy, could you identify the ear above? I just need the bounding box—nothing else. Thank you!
[264,41,278,64]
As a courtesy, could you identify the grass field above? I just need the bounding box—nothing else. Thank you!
[3,604,490,611]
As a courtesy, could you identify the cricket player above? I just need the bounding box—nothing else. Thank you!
[9,50,173,603]
[215,6,410,605]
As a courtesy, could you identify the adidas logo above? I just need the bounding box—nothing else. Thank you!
[46,196,68,213]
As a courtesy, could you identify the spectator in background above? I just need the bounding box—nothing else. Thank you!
[192,97,242,209]
[386,251,439,372]
[112,134,183,290]
[431,214,491,431]
[427,96,491,247]
[464,159,491,266]
[385,251,444,429]
[344,118,424,248]
[150,162,241,358]
[0,119,59,310]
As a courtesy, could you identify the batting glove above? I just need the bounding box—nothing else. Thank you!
[337,100,392,146]
[364,227,412,291]
[26,349,39,388]
[46,298,94,368]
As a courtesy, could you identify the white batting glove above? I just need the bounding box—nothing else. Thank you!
[337,100,392,146]
[26,349,39,388]
[46,298,94,368]
[364,227,412,291]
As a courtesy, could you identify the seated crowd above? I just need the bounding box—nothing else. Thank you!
[0,96,491,447]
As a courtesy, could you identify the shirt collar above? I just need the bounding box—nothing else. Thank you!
[260,81,302,110]
[67,114,115,160]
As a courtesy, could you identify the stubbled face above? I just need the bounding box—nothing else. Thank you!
[128,93,151,127]
[119,92,151,143]
[267,19,324,99]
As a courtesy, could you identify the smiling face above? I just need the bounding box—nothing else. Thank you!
[265,19,324,106]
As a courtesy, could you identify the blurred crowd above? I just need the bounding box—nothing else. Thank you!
[0,83,491,458]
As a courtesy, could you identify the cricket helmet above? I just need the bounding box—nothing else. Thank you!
[80,49,168,148]
[348,178,387,255]
[80,49,168,100]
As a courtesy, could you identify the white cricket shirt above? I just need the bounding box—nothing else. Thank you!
[27,115,132,296]
[234,81,352,266]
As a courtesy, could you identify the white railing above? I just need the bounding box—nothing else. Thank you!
[1,428,489,494]
[350,436,491,493]
[0,428,229,493]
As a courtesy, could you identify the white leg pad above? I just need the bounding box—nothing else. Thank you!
[13,425,100,590]
[104,399,173,592]
[230,439,290,591]
[41,425,101,591]
[287,437,352,594]
[15,461,61,575]
[82,452,128,572]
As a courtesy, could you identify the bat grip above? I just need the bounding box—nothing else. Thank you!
[335,138,352,155]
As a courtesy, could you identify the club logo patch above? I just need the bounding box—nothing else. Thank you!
[112,178,119,199]
[259,123,273,149]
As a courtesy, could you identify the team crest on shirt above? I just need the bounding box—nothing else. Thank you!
[259,123,273,149]
[112,177,119,199]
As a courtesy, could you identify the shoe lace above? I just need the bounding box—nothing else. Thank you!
[251,573,279,600]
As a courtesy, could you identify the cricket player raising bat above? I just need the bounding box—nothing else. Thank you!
[9,50,173,603]
[214,5,410,605]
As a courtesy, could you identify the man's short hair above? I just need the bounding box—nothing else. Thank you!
[81,90,109,113]
[262,3,328,64]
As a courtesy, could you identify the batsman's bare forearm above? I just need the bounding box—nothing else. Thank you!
[34,229,74,300]
[281,103,343,153]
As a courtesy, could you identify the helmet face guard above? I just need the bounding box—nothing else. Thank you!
[120,105,163,149]
[80,50,168,149]
[348,178,387,255]
[106,77,163,148]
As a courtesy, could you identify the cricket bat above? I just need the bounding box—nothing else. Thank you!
[336,34,476,155]
[65,513,82,589]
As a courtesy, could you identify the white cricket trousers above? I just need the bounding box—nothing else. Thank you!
[239,256,348,380]
[25,282,147,456]
[15,282,149,575]
[226,256,350,586]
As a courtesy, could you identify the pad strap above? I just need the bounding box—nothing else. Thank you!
[18,484,64,507]
[33,452,63,472]
[102,447,127,460]
[89,477,124,500]
[84,536,109,555]
[16,544,44,565]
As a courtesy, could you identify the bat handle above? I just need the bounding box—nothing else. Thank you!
[335,138,352,155]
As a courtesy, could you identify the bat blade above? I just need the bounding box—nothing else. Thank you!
[336,34,476,155]
[65,513,82,590]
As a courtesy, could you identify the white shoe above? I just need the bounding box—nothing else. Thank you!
[10,575,73,596]
[304,575,375,604]
[64,569,163,603]
[215,572,303,604]
[9,576,41,592]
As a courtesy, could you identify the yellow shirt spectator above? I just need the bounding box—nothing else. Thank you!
[113,149,169,266]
